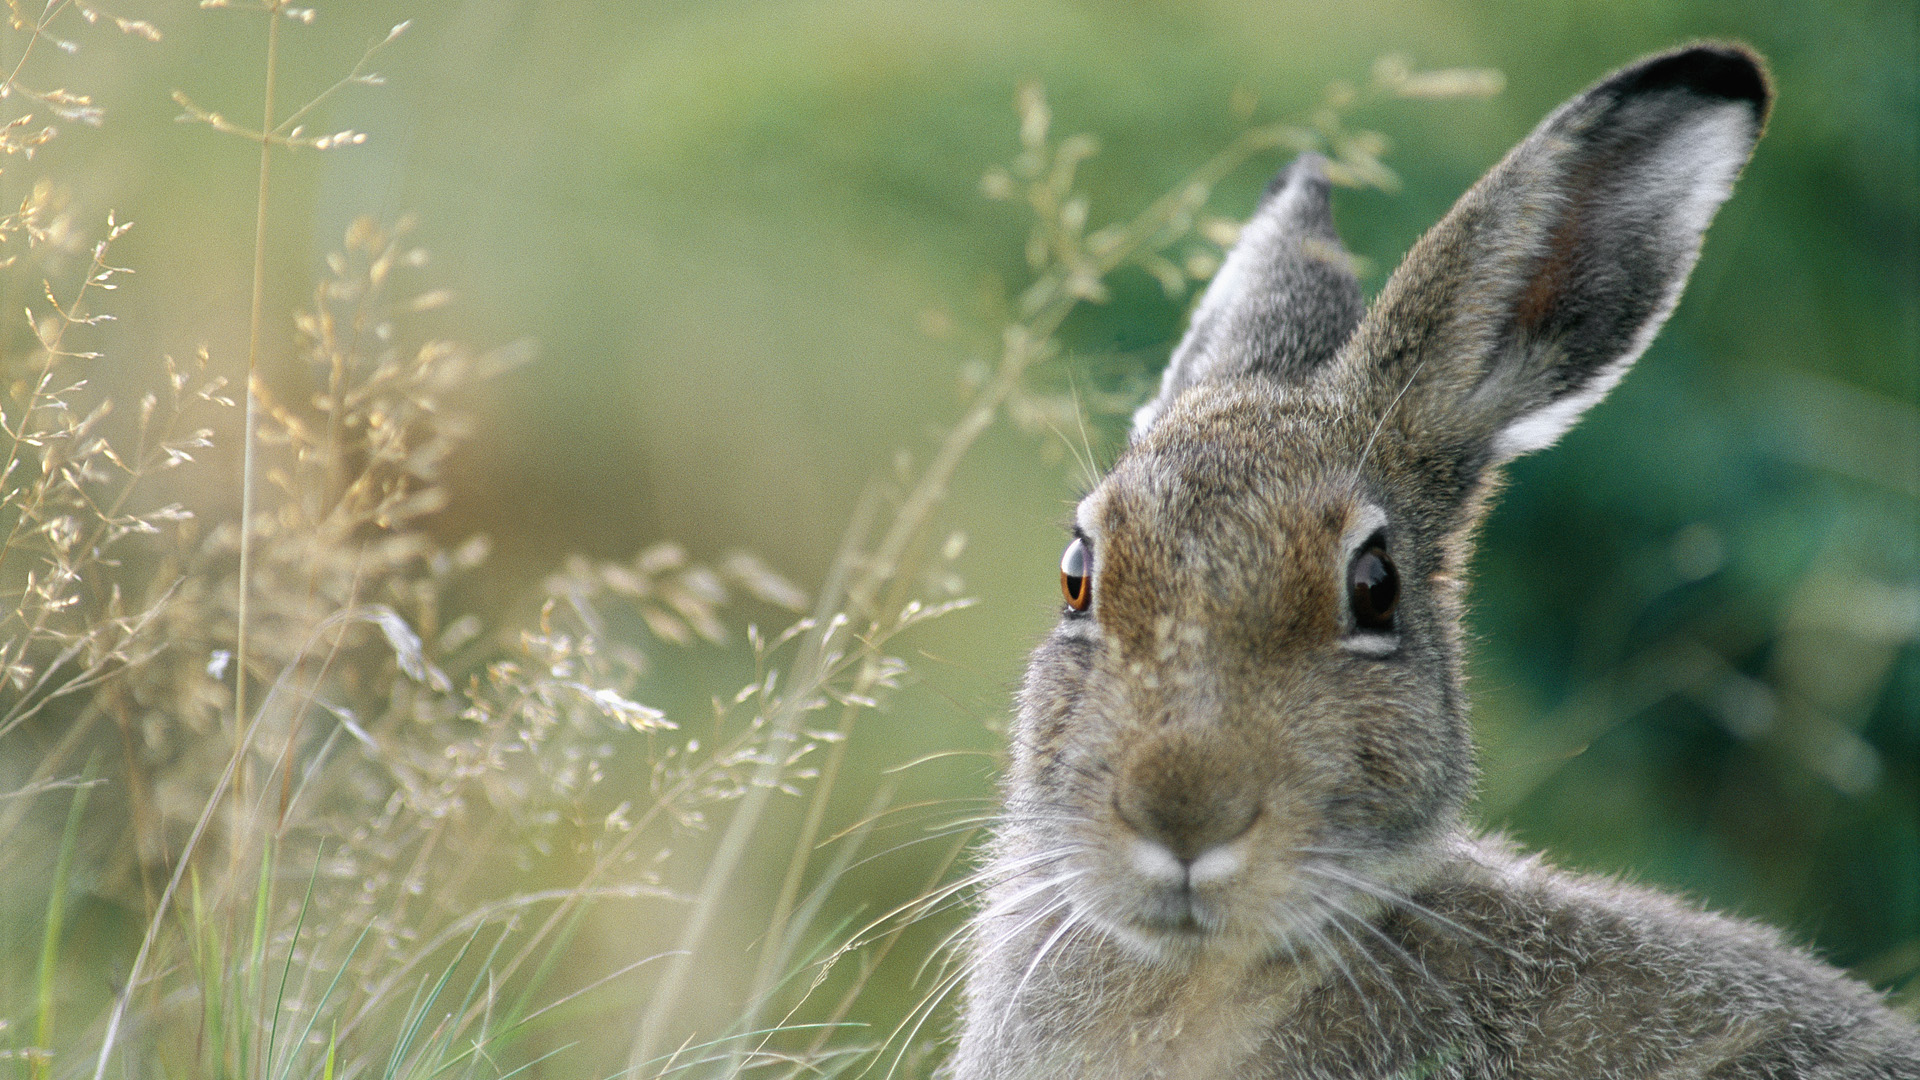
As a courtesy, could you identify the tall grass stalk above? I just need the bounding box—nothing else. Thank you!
[0,10,1504,1075]
[85,13,394,1069]
[233,0,285,779]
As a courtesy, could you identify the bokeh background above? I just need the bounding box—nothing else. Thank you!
[1,0,1914,1072]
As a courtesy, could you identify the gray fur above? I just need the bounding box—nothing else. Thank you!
[945,44,1920,1080]
[1131,153,1365,437]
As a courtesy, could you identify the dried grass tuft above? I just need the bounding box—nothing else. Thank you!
[0,5,1511,1077]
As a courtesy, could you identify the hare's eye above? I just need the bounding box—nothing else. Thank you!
[1061,537,1092,612]
[1348,539,1398,632]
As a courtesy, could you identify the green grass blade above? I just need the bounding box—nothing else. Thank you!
[266,842,323,1079]
[274,915,374,1080]
[504,898,591,1025]
[32,756,98,1080]
[243,832,276,1079]
[384,974,435,1080]
[425,950,677,1079]
[187,865,224,1079]
[491,1040,574,1080]
[387,918,485,1080]
[417,924,516,1080]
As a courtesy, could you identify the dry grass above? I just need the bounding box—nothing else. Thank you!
[0,3,1503,1076]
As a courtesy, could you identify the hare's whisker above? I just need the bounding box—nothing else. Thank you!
[847,848,1086,951]
[1293,909,1371,1012]
[1298,863,1515,960]
[1000,900,1083,1037]
[1309,890,1422,1021]
[877,961,971,1080]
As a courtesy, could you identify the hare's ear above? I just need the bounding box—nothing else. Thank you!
[1340,44,1770,467]
[1131,153,1365,438]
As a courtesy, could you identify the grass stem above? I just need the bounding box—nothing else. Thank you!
[234,0,283,753]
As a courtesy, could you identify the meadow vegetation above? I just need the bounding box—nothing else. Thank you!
[0,2,1913,1078]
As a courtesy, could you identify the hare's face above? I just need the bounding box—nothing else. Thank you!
[997,46,1767,967]
[1010,379,1471,962]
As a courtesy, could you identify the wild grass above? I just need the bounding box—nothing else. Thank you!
[0,4,1504,1071]
[2,3,1905,1079]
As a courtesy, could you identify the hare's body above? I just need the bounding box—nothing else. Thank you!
[946,45,1919,1079]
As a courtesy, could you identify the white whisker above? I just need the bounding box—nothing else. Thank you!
[999,902,1083,1039]
[1310,892,1416,1021]
[1299,862,1517,961]
[1293,909,1371,1016]
[846,845,1086,953]
[923,868,1086,985]
[875,961,970,1080]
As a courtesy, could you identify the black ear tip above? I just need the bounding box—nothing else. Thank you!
[1617,42,1772,119]
[1261,152,1332,202]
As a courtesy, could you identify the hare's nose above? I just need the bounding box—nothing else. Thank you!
[1113,740,1259,863]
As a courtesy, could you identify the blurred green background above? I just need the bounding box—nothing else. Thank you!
[8,0,1916,1063]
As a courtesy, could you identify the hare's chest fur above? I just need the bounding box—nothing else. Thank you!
[950,920,1312,1079]
[1028,972,1284,1080]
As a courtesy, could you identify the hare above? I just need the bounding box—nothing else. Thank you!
[943,43,1920,1080]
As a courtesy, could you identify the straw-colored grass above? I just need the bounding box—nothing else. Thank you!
[0,3,1501,1076]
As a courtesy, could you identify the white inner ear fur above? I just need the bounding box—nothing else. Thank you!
[1339,503,1396,654]
[1491,102,1758,461]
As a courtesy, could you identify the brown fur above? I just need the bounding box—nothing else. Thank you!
[944,44,1920,1080]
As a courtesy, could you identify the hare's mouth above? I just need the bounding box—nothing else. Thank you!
[1132,888,1215,936]
[1077,839,1347,964]
[1101,906,1218,962]
[1084,870,1248,960]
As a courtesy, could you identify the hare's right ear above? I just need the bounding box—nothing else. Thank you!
[1131,153,1366,438]
[1338,44,1770,478]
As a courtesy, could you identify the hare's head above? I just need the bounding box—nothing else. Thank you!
[1005,45,1770,963]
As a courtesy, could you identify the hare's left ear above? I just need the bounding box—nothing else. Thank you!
[1340,43,1771,468]
[1132,153,1366,438]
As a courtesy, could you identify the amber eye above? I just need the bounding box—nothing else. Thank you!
[1060,536,1092,612]
[1348,536,1398,632]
